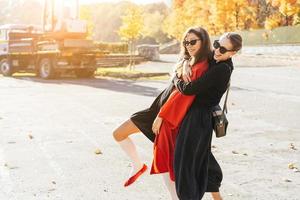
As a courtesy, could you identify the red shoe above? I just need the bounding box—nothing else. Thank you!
[124,164,148,187]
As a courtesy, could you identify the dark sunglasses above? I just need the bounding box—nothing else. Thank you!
[213,40,236,54]
[183,39,201,47]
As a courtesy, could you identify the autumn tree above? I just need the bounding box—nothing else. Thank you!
[119,5,144,69]
[264,0,300,29]
[80,5,95,39]
[140,3,170,44]
[278,0,300,25]
[162,0,259,40]
[230,0,259,30]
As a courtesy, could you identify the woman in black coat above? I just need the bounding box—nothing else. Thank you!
[172,32,242,200]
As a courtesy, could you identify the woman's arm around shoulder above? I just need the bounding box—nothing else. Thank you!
[173,62,231,95]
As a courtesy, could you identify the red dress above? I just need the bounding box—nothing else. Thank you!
[150,59,209,181]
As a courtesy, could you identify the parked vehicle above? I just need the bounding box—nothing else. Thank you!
[0,0,105,79]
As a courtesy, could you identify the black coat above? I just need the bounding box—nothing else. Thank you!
[173,58,233,200]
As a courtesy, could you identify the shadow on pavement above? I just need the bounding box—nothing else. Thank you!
[12,75,163,97]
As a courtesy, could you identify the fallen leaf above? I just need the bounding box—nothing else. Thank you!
[48,188,55,192]
[9,166,19,170]
[284,179,292,182]
[232,150,239,154]
[288,163,297,170]
[95,149,102,155]
[289,143,297,150]
[4,163,18,170]
[243,153,248,156]
[52,181,56,185]
[212,145,217,149]
[28,134,34,139]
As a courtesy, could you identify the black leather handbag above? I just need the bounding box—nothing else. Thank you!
[212,82,230,138]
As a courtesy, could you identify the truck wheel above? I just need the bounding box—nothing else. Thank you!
[39,58,55,79]
[0,59,13,76]
[75,69,95,78]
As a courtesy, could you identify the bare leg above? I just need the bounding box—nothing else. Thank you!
[211,192,223,200]
[113,119,140,142]
[162,173,178,200]
[113,119,144,176]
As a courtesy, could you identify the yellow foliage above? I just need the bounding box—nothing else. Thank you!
[162,0,299,39]
[142,11,165,38]
[278,0,300,16]
[265,13,282,29]
[162,6,186,40]
[80,6,94,39]
[118,6,144,41]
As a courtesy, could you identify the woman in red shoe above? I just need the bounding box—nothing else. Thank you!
[113,27,223,200]
[150,26,210,184]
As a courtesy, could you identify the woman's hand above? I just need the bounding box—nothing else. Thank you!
[182,60,192,83]
[152,116,163,135]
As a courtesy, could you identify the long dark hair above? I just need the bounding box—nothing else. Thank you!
[180,26,212,64]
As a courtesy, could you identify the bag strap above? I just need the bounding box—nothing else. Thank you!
[222,81,230,114]
[222,63,232,115]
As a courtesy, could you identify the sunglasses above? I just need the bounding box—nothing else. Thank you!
[213,40,236,54]
[183,39,201,47]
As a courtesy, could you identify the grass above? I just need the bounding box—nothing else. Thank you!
[95,66,170,80]
[0,67,171,80]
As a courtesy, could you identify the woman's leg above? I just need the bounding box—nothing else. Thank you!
[207,152,223,200]
[113,119,144,175]
[162,173,178,200]
[211,192,223,200]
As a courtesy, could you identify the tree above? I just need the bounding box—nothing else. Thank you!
[119,6,144,42]
[162,6,186,40]
[80,5,95,39]
[118,5,144,69]
[142,11,165,43]
[265,0,300,28]
[278,0,300,25]
[265,12,282,29]
[230,0,259,30]
[162,0,259,40]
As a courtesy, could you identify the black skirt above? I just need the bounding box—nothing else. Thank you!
[174,102,222,199]
[130,83,174,142]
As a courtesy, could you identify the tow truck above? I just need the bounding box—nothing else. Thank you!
[0,0,104,79]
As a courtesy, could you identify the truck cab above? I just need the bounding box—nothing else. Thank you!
[0,24,42,76]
